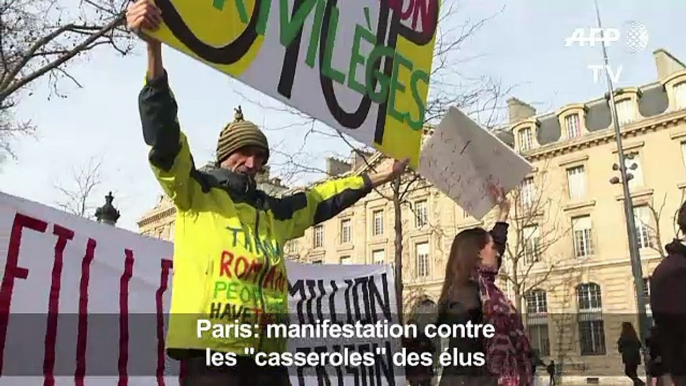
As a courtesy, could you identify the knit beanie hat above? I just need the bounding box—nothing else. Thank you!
[216,106,270,164]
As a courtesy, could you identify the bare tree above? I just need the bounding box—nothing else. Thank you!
[547,267,586,375]
[0,0,133,158]
[54,155,103,218]
[641,191,686,259]
[502,160,573,312]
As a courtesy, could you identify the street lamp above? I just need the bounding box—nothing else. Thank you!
[607,93,652,386]
[592,1,651,383]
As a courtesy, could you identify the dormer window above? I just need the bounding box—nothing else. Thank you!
[565,113,581,139]
[675,82,686,110]
[518,127,533,151]
[615,100,634,125]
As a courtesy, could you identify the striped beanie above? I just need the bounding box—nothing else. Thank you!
[216,106,270,164]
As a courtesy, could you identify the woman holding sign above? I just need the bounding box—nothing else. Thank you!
[436,187,533,386]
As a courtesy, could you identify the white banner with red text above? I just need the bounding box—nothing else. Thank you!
[0,191,402,385]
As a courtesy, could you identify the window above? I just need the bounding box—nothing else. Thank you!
[462,208,469,218]
[340,219,352,244]
[340,256,352,265]
[577,283,606,355]
[313,225,324,248]
[312,259,322,265]
[675,82,686,109]
[519,177,535,208]
[285,240,299,256]
[525,289,548,314]
[616,100,634,125]
[414,200,428,228]
[528,324,550,357]
[572,216,594,258]
[566,165,586,200]
[522,225,541,264]
[518,128,533,151]
[372,210,384,236]
[633,205,653,249]
[565,113,581,139]
[372,249,385,265]
[625,153,643,188]
[415,242,430,277]
[525,290,550,356]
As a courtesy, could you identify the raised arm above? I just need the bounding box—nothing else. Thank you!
[270,174,373,241]
[129,1,199,211]
[270,159,408,241]
[489,186,511,270]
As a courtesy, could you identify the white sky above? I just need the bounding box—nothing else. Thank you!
[0,0,682,232]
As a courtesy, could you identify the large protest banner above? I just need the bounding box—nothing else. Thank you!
[143,0,440,169]
[0,191,401,385]
[418,107,534,220]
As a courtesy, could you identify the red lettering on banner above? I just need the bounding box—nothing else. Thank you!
[235,256,248,279]
[0,213,48,376]
[262,266,276,290]
[246,260,263,284]
[75,238,96,386]
[274,272,285,293]
[385,0,437,34]
[156,258,173,386]
[118,249,134,386]
[220,251,234,277]
[44,224,75,386]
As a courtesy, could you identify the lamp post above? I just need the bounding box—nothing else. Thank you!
[593,1,651,383]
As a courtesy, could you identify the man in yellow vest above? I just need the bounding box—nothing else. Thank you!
[127,1,407,384]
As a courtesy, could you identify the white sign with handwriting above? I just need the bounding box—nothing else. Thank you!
[418,107,533,220]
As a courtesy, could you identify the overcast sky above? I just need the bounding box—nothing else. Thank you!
[0,0,681,232]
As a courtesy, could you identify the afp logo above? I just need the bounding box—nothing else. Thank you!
[622,21,650,54]
[564,20,650,55]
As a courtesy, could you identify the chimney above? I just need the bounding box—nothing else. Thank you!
[326,157,351,176]
[507,97,536,124]
[351,150,374,171]
[654,49,686,80]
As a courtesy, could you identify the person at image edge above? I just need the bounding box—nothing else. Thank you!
[126,1,407,384]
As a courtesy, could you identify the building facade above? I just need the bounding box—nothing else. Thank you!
[137,49,686,377]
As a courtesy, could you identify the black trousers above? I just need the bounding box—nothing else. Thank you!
[625,363,646,386]
[181,355,291,386]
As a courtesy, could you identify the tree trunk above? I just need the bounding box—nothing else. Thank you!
[393,176,404,323]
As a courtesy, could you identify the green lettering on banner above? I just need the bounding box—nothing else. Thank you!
[365,45,394,104]
[256,0,272,35]
[227,282,238,297]
[348,24,375,95]
[304,0,327,67]
[240,286,252,303]
[280,0,318,47]
[409,69,430,130]
[227,227,241,247]
[234,0,249,23]
[243,232,253,252]
[388,51,412,124]
[214,281,228,298]
[212,0,225,11]
[321,4,345,84]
